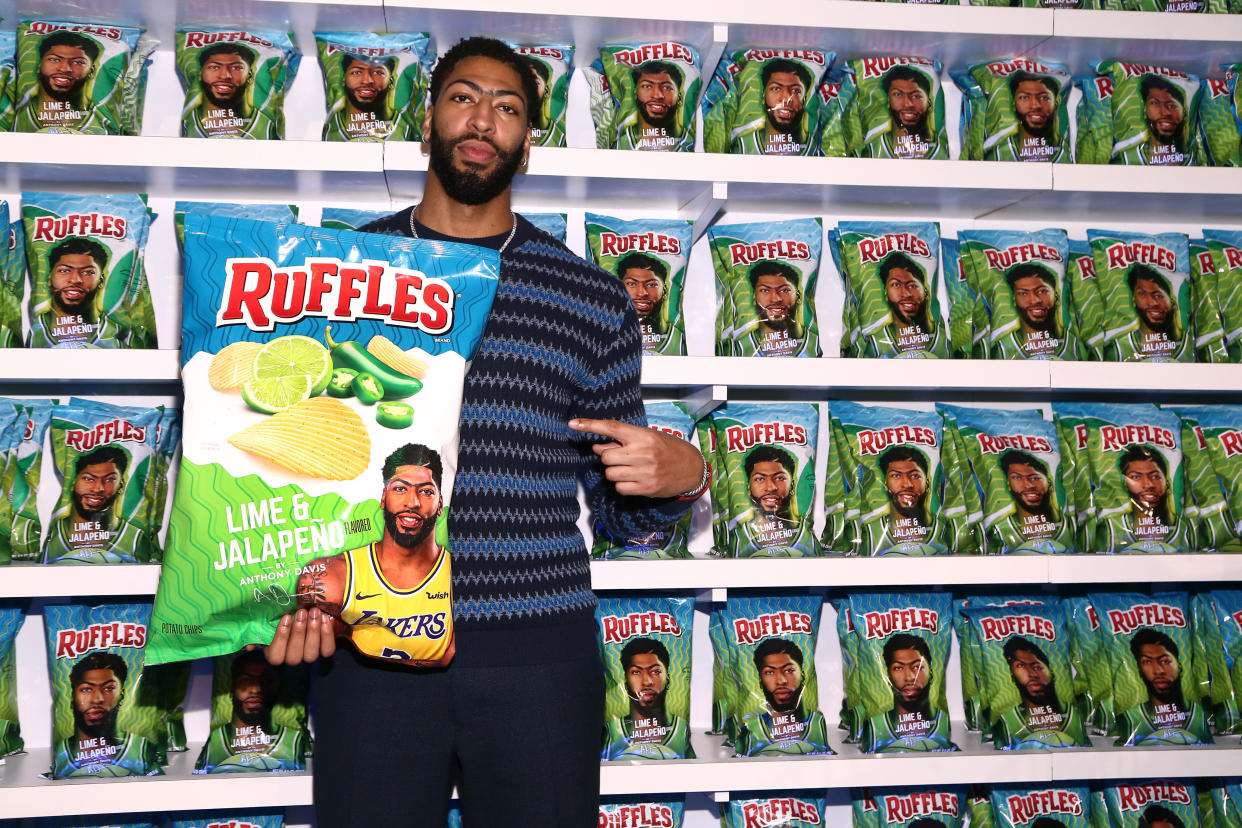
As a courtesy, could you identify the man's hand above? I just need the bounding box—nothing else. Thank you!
[570,417,705,498]
[265,607,336,665]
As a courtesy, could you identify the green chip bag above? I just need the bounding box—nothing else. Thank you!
[44,602,163,778]
[931,405,980,555]
[708,605,737,743]
[1203,229,1242,362]
[1075,74,1114,166]
[1185,405,1242,550]
[0,31,16,132]
[1200,75,1241,166]
[0,400,19,563]
[514,44,573,148]
[848,592,958,753]
[1066,596,1113,734]
[598,596,694,760]
[193,649,310,773]
[5,397,53,561]
[585,213,690,356]
[1,206,26,349]
[708,218,823,357]
[1202,590,1242,736]
[1066,239,1106,360]
[710,403,821,558]
[315,32,430,142]
[992,786,1093,828]
[1191,591,1237,734]
[716,47,834,156]
[1188,239,1229,363]
[1104,782,1202,828]
[724,792,826,827]
[0,606,24,756]
[1089,230,1193,362]
[1091,592,1212,745]
[818,68,855,157]
[176,28,299,139]
[854,789,882,828]
[941,238,980,360]
[1173,407,1241,553]
[872,789,965,828]
[1097,61,1202,166]
[843,57,949,159]
[597,42,702,152]
[959,58,1072,162]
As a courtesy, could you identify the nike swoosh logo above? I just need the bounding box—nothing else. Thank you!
[355,592,381,601]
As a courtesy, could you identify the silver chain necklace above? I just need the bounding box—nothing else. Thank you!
[409,203,518,255]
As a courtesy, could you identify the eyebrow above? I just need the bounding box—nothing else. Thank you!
[443,78,524,102]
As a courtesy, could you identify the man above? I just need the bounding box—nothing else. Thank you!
[1003,72,1061,162]
[737,637,828,755]
[746,59,812,155]
[994,636,1084,747]
[616,251,670,350]
[601,638,688,759]
[1004,263,1064,356]
[622,60,684,150]
[1119,627,1208,744]
[870,66,934,159]
[877,445,945,554]
[45,445,146,563]
[197,649,309,773]
[748,260,804,355]
[185,43,276,139]
[1140,75,1190,165]
[738,444,816,557]
[17,30,100,132]
[264,37,705,828]
[1124,264,1184,360]
[55,651,156,777]
[1119,444,1176,544]
[294,443,452,668]
[879,252,934,354]
[1139,805,1186,828]
[31,237,118,347]
[327,54,397,140]
[865,632,952,750]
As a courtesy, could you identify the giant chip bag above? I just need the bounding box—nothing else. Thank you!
[145,214,499,666]
[1096,61,1202,166]
[315,31,430,142]
[176,28,299,139]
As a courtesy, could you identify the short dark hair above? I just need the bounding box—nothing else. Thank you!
[883,65,931,96]
[879,251,925,284]
[632,60,684,89]
[620,637,669,671]
[1119,443,1168,477]
[522,54,551,86]
[617,252,667,282]
[883,632,930,666]
[39,31,101,62]
[1003,635,1050,667]
[752,637,804,671]
[1139,805,1185,828]
[879,445,928,476]
[50,237,108,271]
[1130,627,1179,661]
[1140,75,1185,107]
[748,260,800,292]
[1126,263,1173,297]
[71,651,128,688]
[1008,71,1058,98]
[1032,818,1069,828]
[1000,450,1048,478]
[342,53,397,76]
[231,647,275,680]
[199,42,257,68]
[761,59,812,92]
[744,444,797,478]
[1005,262,1057,292]
[74,445,129,476]
[430,37,540,127]
[382,443,443,488]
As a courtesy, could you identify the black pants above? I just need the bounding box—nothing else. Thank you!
[312,646,605,827]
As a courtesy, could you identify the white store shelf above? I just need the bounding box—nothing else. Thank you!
[0,563,162,599]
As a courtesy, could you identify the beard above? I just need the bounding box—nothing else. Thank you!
[640,102,675,131]
[1143,676,1185,709]
[384,509,437,549]
[1020,306,1055,333]
[1139,310,1176,338]
[428,128,524,207]
[630,687,668,721]
[232,695,272,730]
[72,489,117,525]
[890,491,927,521]
[1012,489,1053,520]
[752,494,794,523]
[763,685,803,715]
[1019,117,1054,142]
[73,704,118,742]
[347,87,388,115]
[1017,676,1062,712]
[1147,118,1183,146]
[202,83,247,113]
[40,73,88,103]
[891,684,932,718]
[891,107,930,140]
[55,284,100,316]
[765,105,802,136]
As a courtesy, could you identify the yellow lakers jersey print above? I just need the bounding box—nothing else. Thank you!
[339,543,454,666]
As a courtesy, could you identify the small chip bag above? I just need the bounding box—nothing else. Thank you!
[1193,591,1239,733]
[513,44,572,148]
[193,649,310,773]
[146,215,500,667]
[708,47,834,156]
[315,31,430,142]
[1075,74,1113,166]
[1097,61,1202,166]
[44,602,162,778]
[524,213,568,243]
[723,792,826,827]
[592,42,702,152]
[0,400,19,564]
[13,20,155,134]
[1091,592,1212,745]
[176,28,299,139]
[599,798,685,828]
[843,57,949,159]
[1067,238,1106,360]
[992,786,1093,828]
[318,207,386,233]
[871,788,966,828]
[6,397,54,561]
[23,191,152,348]
[1188,238,1229,363]
[1089,230,1192,362]
[832,400,950,556]
[1200,74,1241,166]
[716,594,832,756]
[1104,782,1202,828]
[708,218,823,357]
[1173,407,1241,553]
[598,596,694,760]
[831,222,948,358]
[0,203,25,349]
[592,402,696,559]
[961,600,1090,748]
[1065,596,1113,734]
[585,214,690,356]
[1192,406,1242,552]
[1203,229,1242,361]
[0,606,24,756]
[710,403,821,558]
[847,592,958,753]
[955,58,1072,163]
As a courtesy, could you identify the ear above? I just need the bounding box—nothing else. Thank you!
[422,102,433,143]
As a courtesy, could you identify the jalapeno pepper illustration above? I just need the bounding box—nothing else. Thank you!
[351,372,384,405]
[376,401,415,429]
[324,325,424,399]
[326,368,359,398]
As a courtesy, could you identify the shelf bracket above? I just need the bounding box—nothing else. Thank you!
[685,181,727,243]
[683,384,726,422]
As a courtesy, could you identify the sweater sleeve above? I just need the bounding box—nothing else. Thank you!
[574,291,696,538]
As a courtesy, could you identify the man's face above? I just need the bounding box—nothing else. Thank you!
[382,464,442,548]
[887,647,930,707]
[622,267,664,319]
[200,51,251,108]
[233,660,276,721]
[885,267,925,326]
[1009,648,1054,706]
[1133,277,1173,331]
[759,652,802,711]
[72,460,122,519]
[1007,461,1050,513]
[74,667,120,732]
[39,44,93,100]
[1123,458,1167,510]
[1012,274,1056,330]
[50,252,102,313]
[884,458,927,519]
[1014,80,1055,134]
[1145,87,1185,142]
[764,71,806,133]
[887,78,928,129]
[344,58,392,111]
[424,55,530,207]
[749,459,791,516]
[1137,642,1179,697]
[636,71,678,130]
[626,652,666,711]
[754,273,798,323]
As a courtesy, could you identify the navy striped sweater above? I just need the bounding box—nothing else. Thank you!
[363,208,691,667]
